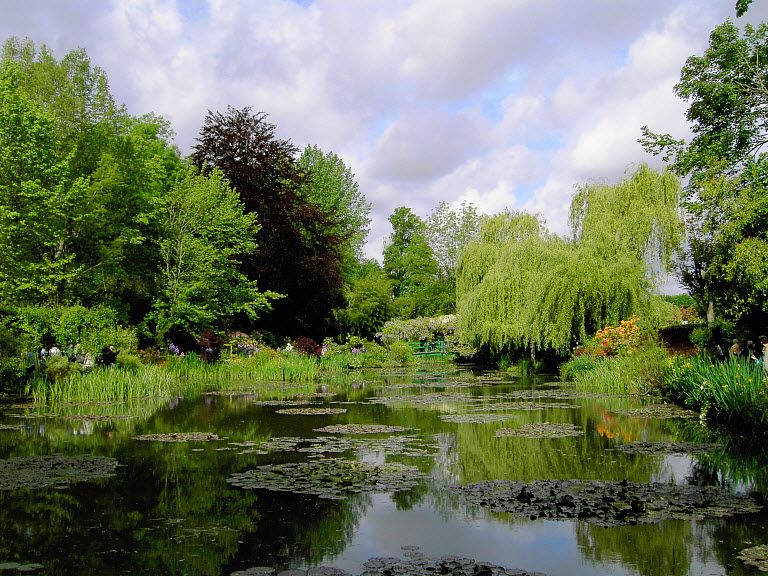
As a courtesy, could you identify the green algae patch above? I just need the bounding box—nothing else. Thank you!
[613,441,720,455]
[132,432,224,442]
[449,479,761,527]
[439,413,517,424]
[738,544,768,572]
[275,407,347,415]
[227,458,425,499]
[313,424,410,434]
[495,422,583,438]
[0,454,118,491]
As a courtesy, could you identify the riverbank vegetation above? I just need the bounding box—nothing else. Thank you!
[2,12,768,428]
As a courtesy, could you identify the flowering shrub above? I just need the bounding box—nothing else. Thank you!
[575,316,641,357]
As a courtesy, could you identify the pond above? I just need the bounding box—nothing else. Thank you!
[1,367,767,576]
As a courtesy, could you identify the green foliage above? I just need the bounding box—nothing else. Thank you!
[641,22,768,332]
[663,294,696,308]
[736,0,753,16]
[45,354,79,382]
[335,262,394,339]
[383,206,440,315]
[664,354,768,424]
[115,350,142,372]
[561,340,669,394]
[150,166,276,342]
[0,39,182,313]
[192,107,345,339]
[570,164,683,276]
[457,166,682,357]
[297,145,371,269]
[689,327,710,351]
[0,61,86,303]
[425,201,480,280]
[388,341,416,366]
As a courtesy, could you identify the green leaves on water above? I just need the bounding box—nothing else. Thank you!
[227,459,426,499]
[0,454,118,490]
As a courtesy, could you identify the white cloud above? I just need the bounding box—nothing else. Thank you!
[0,0,753,261]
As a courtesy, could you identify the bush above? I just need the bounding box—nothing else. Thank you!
[689,327,709,351]
[562,340,668,394]
[294,336,321,357]
[116,351,143,372]
[388,341,415,366]
[45,354,80,382]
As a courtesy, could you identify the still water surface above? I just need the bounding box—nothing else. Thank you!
[1,367,766,575]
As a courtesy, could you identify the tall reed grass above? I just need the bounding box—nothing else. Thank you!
[560,342,668,394]
[664,354,768,424]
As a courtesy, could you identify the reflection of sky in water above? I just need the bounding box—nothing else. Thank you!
[652,454,695,484]
[310,493,729,576]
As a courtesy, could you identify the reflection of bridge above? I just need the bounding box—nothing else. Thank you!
[408,340,456,357]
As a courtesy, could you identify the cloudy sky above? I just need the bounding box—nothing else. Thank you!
[2,0,766,260]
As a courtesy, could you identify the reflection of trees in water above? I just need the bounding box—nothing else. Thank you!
[452,413,659,484]
[238,490,372,570]
[577,520,695,576]
[668,418,768,495]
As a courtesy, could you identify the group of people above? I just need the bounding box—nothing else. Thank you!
[728,335,768,376]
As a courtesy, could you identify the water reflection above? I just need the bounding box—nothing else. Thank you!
[0,370,766,575]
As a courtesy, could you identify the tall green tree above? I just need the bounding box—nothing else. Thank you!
[150,166,275,342]
[191,107,345,338]
[425,201,480,280]
[0,61,87,304]
[383,207,443,317]
[297,145,371,274]
[335,261,394,339]
[457,166,682,357]
[641,21,768,331]
[0,39,183,317]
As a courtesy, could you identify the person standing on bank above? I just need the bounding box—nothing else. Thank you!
[759,336,768,378]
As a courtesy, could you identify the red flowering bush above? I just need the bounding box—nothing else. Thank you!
[294,336,321,357]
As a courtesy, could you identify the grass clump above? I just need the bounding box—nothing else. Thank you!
[664,354,768,425]
[560,340,668,394]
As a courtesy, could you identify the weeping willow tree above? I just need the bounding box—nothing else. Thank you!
[457,164,682,356]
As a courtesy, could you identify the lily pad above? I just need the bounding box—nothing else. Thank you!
[132,432,223,442]
[0,454,118,490]
[60,414,134,422]
[368,392,472,406]
[738,544,768,572]
[275,407,347,415]
[449,479,761,526]
[610,404,699,419]
[227,458,425,498]
[439,413,516,424]
[251,400,310,406]
[470,402,577,411]
[249,434,435,458]
[495,422,583,438]
[313,424,410,434]
[613,441,720,455]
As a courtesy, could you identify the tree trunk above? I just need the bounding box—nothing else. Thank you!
[706,298,715,336]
